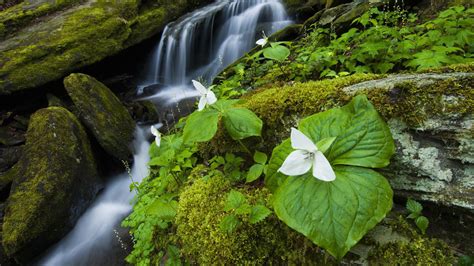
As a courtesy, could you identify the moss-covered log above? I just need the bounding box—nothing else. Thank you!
[64,73,136,161]
[0,0,212,95]
[1,107,101,263]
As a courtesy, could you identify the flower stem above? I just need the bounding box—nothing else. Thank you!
[237,139,252,156]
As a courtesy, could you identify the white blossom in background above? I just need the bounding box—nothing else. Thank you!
[278,128,336,182]
[192,80,217,111]
[150,125,161,147]
[256,31,268,47]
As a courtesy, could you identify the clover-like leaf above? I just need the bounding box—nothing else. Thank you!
[273,166,393,259]
[249,205,272,224]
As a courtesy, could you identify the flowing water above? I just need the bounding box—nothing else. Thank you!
[41,0,291,265]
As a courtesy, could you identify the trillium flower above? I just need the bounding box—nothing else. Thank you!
[192,80,217,111]
[256,31,268,47]
[278,128,336,182]
[150,125,161,147]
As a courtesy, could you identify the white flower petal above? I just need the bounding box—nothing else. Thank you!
[155,136,161,147]
[206,90,217,105]
[198,96,207,111]
[192,80,207,95]
[312,151,336,182]
[278,150,312,176]
[150,125,159,137]
[291,128,317,152]
[256,38,267,47]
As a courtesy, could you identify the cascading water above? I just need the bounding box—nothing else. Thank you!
[139,0,292,104]
[41,1,291,265]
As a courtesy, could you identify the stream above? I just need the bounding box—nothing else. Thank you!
[40,0,292,265]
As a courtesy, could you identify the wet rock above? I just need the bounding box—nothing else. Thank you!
[64,73,136,161]
[0,145,22,172]
[1,107,101,263]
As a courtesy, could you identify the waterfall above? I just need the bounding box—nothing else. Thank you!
[40,1,291,265]
[140,0,292,105]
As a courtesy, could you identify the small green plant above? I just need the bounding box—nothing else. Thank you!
[406,198,429,234]
[246,151,268,183]
[219,190,272,234]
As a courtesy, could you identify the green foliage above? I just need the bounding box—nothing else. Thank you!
[263,42,291,62]
[220,190,272,233]
[266,95,394,259]
[183,99,262,144]
[406,198,429,234]
[214,6,474,94]
[246,151,268,183]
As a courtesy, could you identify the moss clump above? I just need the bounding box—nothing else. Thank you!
[64,73,136,161]
[175,172,327,265]
[2,107,100,262]
[368,216,456,265]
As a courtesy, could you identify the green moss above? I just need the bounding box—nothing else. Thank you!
[367,216,456,265]
[64,73,135,161]
[0,0,213,94]
[0,0,83,39]
[2,107,100,261]
[175,171,326,264]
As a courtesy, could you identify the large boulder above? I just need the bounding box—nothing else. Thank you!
[0,0,213,95]
[64,73,136,161]
[1,107,101,262]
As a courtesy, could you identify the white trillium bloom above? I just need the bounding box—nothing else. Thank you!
[256,31,268,47]
[150,125,161,147]
[278,128,336,182]
[192,80,217,111]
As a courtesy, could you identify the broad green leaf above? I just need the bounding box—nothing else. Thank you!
[316,137,337,154]
[415,216,429,234]
[212,99,239,112]
[222,107,262,140]
[183,108,220,144]
[299,95,395,168]
[265,139,292,192]
[253,151,268,164]
[219,214,241,234]
[246,164,265,183]
[146,200,178,222]
[263,44,290,62]
[406,198,423,214]
[273,165,393,259]
[249,205,272,224]
[407,213,420,219]
[224,190,247,211]
[235,203,252,215]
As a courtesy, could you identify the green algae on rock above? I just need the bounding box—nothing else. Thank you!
[2,107,101,262]
[64,73,135,161]
[0,0,212,95]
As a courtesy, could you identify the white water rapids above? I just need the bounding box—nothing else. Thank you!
[41,1,291,265]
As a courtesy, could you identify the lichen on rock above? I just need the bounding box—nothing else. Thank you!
[64,73,136,161]
[1,107,101,262]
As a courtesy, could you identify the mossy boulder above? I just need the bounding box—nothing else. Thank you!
[2,107,101,262]
[0,0,212,95]
[64,73,136,161]
[211,67,474,212]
